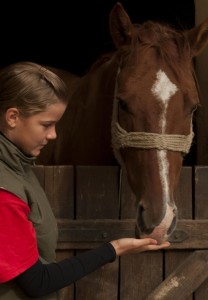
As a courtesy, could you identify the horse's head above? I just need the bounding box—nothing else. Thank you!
[110,3,208,243]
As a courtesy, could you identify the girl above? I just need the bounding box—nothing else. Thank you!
[0,61,170,299]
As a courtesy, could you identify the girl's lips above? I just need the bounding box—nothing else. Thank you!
[38,144,47,149]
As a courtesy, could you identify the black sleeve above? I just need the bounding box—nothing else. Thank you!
[16,242,116,298]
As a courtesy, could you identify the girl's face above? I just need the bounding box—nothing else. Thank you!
[5,102,67,157]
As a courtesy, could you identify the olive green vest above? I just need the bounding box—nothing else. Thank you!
[0,134,59,300]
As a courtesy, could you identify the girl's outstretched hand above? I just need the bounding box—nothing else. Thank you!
[110,238,170,256]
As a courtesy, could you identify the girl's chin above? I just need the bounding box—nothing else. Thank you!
[32,146,46,156]
[33,150,41,157]
[25,149,41,157]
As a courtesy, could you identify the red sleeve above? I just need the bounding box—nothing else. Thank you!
[0,189,39,283]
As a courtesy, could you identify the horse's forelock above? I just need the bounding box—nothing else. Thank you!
[132,22,196,92]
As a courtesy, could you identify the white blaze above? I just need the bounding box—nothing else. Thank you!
[151,69,178,104]
[151,70,178,203]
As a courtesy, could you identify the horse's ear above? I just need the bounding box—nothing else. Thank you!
[186,18,208,57]
[109,2,136,48]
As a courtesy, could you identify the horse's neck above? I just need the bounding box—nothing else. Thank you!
[73,56,118,106]
[53,55,119,165]
[58,55,118,142]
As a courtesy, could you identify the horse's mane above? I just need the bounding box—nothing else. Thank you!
[88,51,115,72]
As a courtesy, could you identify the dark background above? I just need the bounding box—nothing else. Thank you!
[0,0,195,75]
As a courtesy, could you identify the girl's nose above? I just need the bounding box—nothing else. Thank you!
[47,126,57,140]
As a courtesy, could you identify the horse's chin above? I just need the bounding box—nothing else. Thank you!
[136,205,177,244]
[139,228,169,245]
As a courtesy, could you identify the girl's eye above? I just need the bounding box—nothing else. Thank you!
[42,123,52,128]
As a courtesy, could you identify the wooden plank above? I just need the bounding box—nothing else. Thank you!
[146,250,208,300]
[56,250,75,300]
[75,166,120,300]
[34,165,74,218]
[165,167,193,300]
[44,166,74,218]
[194,166,208,299]
[119,170,164,299]
[56,219,208,249]
[195,166,208,219]
[76,166,120,218]
[175,167,193,219]
[38,166,75,299]
[119,169,137,218]
[120,252,164,300]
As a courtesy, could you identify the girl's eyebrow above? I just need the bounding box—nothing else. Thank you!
[41,120,57,124]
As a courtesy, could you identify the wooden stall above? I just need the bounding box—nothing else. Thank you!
[33,165,208,300]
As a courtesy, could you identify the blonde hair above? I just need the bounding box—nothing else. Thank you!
[0,61,69,117]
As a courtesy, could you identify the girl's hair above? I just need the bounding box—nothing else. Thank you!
[0,61,69,117]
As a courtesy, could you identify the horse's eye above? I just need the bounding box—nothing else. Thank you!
[118,99,128,111]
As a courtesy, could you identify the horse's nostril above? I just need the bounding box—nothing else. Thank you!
[167,216,177,235]
[137,204,154,234]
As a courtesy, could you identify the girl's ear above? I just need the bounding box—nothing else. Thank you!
[5,108,20,128]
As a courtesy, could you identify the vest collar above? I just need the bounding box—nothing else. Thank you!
[0,132,36,173]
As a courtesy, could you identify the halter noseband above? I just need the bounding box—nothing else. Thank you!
[112,121,194,154]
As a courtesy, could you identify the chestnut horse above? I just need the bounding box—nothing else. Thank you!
[38,3,208,243]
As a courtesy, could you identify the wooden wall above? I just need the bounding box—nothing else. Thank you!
[195,0,208,164]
